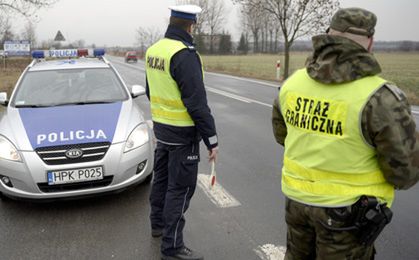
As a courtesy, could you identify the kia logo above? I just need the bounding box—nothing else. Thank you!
[65,149,83,159]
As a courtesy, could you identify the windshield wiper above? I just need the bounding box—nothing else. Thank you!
[53,101,117,106]
[15,101,117,108]
[15,104,53,108]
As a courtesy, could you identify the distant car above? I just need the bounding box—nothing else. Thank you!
[125,51,138,63]
[0,48,154,201]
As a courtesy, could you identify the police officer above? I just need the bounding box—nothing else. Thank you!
[145,4,218,260]
[272,8,419,259]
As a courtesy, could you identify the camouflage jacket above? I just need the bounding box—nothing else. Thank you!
[272,35,419,190]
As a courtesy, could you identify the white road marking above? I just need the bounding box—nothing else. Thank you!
[205,71,280,88]
[206,86,273,108]
[108,56,273,108]
[110,57,419,117]
[197,174,241,208]
[109,58,145,71]
[108,55,279,88]
[254,244,286,260]
[206,86,251,103]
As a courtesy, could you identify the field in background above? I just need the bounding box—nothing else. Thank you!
[202,52,419,105]
[1,53,418,105]
[0,58,31,97]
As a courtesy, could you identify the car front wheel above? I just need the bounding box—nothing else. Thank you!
[144,172,153,183]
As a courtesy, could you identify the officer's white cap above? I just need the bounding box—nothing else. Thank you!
[169,5,202,22]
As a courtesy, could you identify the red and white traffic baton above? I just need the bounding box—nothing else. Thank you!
[209,160,216,190]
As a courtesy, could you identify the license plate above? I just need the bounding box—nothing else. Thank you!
[47,166,104,185]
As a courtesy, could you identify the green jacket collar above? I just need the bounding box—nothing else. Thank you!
[306,35,381,84]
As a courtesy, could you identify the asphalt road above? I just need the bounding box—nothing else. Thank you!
[0,55,418,260]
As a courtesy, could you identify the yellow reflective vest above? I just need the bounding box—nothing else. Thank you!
[146,38,200,127]
[279,69,395,207]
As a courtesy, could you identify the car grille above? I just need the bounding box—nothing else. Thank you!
[36,142,111,165]
[37,176,114,193]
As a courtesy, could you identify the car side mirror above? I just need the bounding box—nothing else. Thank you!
[131,85,146,98]
[0,92,8,106]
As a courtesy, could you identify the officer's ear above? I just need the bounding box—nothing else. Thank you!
[367,36,374,52]
[187,23,194,34]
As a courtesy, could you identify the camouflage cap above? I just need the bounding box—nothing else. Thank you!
[329,8,377,37]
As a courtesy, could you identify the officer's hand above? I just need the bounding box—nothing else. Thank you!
[208,146,219,162]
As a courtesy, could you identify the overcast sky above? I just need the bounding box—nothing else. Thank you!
[13,0,419,47]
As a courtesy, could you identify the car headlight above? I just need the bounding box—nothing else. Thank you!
[0,135,21,162]
[124,124,149,153]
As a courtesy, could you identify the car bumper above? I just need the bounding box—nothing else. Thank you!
[0,141,154,200]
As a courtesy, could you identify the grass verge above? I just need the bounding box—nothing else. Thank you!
[0,58,31,96]
[202,52,419,105]
[1,54,418,105]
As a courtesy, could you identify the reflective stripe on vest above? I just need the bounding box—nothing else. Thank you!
[146,38,199,127]
[279,69,394,207]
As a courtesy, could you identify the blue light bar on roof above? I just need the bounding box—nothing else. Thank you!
[31,48,105,59]
[32,50,45,59]
[93,48,105,57]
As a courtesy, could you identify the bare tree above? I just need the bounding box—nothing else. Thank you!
[0,15,7,40]
[39,39,53,49]
[237,7,251,53]
[175,0,209,35]
[266,15,278,53]
[235,0,339,78]
[273,18,281,53]
[21,21,37,47]
[261,12,272,53]
[206,0,226,53]
[0,18,14,46]
[71,39,86,48]
[177,0,226,54]
[240,3,263,53]
[135,26,163,53]
[0,0,57,17]
[1,0,58,48]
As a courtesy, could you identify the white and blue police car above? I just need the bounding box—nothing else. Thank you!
[0,49,153,200]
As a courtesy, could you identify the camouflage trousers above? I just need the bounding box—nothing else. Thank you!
[284,198,375,260]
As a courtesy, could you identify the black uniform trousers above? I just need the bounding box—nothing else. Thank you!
[149,141,200,256]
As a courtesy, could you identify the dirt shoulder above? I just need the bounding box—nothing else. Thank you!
[0,58,31,96]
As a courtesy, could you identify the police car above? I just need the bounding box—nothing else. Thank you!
[0,49,154,200]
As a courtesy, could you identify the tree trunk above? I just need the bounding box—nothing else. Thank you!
[264,29,267,53]
[269,31,273,53]
[283,41,290,79]
[210,35,214,54]
[261,30,265,53]
[253,31,258,53]
[274,30,278,53]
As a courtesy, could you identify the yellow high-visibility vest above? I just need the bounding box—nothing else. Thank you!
[146,38,202,127]
[279,69,394,207]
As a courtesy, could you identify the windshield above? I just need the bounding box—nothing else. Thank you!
[12,68,128,107]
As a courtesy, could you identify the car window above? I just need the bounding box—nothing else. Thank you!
[12,68,129,107]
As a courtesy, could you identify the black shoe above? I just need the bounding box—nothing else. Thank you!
[161,246,204,260]
[151,229,163,238]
